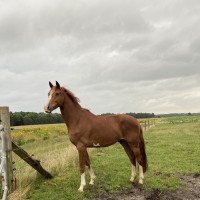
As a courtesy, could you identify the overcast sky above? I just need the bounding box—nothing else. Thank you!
[0,0,200,114]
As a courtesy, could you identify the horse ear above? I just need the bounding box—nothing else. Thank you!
[49,81,53,88]
[56,81,60,89]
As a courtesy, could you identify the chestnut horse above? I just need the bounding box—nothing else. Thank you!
[44,81,147,192]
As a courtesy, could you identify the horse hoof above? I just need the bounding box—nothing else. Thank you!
[89,178,96,185]
[78,186,84,192]
[139,179,143,184]
[89,181,94,185]
[130,177,135,182]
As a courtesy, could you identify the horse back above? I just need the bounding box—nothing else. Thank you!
[95,114,140,138]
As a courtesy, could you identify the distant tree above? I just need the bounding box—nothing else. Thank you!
[126,112,155,118]
[10,111,64,126]
[100,112,155,119]
[23,115,33,125]
[10,110,156,126]
[11,112,24,126]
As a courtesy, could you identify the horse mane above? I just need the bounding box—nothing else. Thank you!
[83,108,91,112]
[61,87,93,113]
[61,87,80,106]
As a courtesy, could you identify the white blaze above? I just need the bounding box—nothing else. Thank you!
[44,92,53,110]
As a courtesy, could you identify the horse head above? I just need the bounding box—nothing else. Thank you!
[44,81,65,113]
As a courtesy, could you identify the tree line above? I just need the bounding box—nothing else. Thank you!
[101,112,155,118]
[10,112,64,126]
[10,111,155,126]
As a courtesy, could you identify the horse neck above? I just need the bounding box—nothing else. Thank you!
[60,93,82,129]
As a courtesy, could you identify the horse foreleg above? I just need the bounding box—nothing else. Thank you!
[130,164,137,182]
[85,150,96,185]
[77,145,87,192]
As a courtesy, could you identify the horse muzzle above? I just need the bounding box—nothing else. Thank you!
[44,108,51,113]
[44,104,55,113]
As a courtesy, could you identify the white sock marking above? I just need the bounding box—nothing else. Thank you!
[89,167,96,185]
[78,172,86,192]
[130,164,136,182]
[139,164,144,184]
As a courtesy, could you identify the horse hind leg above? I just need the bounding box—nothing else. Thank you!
[85,150,96,185]
[119,140,137,182]
[129,144,144,184]
[138,163,144,184]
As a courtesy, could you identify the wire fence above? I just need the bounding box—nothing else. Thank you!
[140,119,156,131]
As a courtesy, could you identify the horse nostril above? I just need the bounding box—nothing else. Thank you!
[47,106,50,110]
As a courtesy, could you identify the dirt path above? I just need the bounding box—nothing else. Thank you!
[96,174,200,200]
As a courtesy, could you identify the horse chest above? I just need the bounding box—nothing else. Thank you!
[68,133,75,144]
[68,132,81,145]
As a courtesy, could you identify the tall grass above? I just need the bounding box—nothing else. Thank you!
[9,124,76,200]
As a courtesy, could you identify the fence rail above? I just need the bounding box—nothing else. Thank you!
[140,119,156,131]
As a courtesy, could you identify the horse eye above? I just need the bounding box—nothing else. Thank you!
[55,93,59,96]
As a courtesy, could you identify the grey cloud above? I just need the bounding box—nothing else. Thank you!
[190,37,200,52]
[0,0,150,55]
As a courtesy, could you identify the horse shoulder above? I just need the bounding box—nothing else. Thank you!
[68,125,91,145]
[68,130,81,144]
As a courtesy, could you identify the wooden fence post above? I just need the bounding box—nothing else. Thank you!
[148,120,150,129]
[0,107,14,194]
[144,121,147,131]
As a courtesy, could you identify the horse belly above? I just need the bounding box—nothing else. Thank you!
[88,129,121,148]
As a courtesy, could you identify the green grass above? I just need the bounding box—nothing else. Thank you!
[9,116,200,199]
[144,116,200,190]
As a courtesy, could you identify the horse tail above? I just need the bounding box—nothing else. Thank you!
[139,126,148,172]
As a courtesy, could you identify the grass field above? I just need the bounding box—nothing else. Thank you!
[8,116,200,200]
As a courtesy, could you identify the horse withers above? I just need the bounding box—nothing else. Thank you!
[44,81,148,192]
